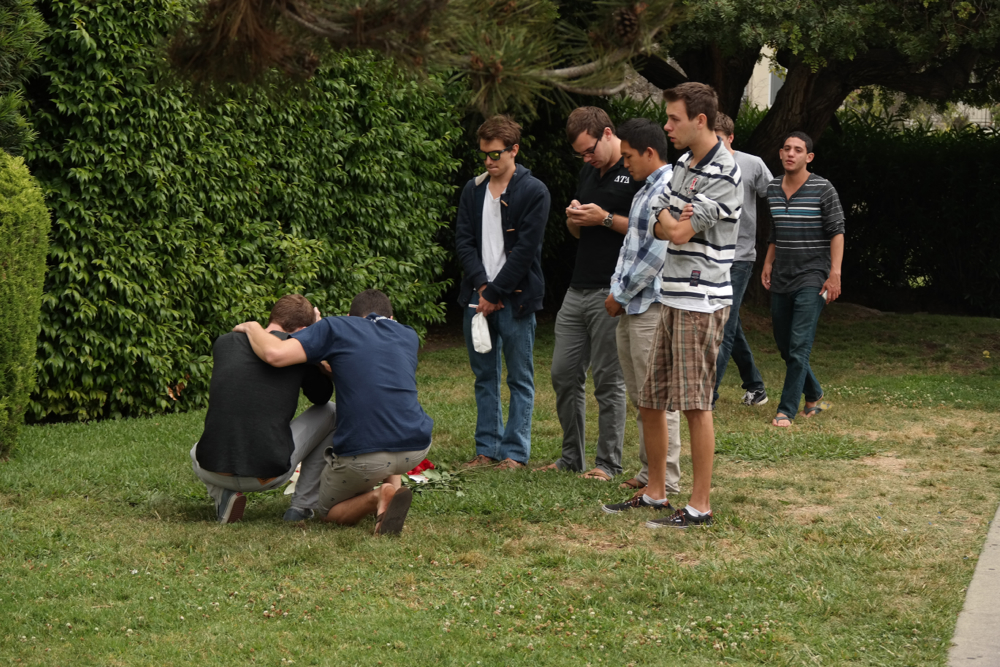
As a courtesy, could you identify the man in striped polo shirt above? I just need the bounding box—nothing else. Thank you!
[631,82,743,529]
[761,132,845,427]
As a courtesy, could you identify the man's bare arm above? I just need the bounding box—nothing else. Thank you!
[653,204,694,244]
[820,234,844,303]
[232,321,308,367]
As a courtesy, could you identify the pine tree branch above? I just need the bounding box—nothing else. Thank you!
[547,80,629,96]
[538,48,632,79]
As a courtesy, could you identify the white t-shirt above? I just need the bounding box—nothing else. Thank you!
[482,189,507,282]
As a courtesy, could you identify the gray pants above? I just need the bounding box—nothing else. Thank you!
[616,304,682,492]
[551,287,627,476]
[190,401,337,512]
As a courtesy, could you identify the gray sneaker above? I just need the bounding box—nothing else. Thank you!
[741,389,769,406]
[217,490,246,524]
[283,507,314,522]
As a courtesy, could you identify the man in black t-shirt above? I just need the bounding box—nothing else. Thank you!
[539,108,643,481]
[191,294,335,524]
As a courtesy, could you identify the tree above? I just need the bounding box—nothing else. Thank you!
[639,0,1000,161]
[172,0,1000,160]
[0,0,46,154]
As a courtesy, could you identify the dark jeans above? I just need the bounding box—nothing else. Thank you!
[770,287,826,419]
[713,261,765,405]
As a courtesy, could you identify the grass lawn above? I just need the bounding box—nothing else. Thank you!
[2,303,999,666]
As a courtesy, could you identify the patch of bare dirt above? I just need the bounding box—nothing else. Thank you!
[857,452,907,470]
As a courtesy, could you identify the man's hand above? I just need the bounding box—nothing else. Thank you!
[565,200,607,227]
[313,307,322,324]
[604,292,624,317]
[820,271,841,304]
[233,321,263,335]
[319,360,332,377]
[761,264,772,291]
[476,284,504,315]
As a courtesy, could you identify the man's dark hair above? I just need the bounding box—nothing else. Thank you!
[349,289,393,318]
[616,117,669,162]
[566,107,614,144]
[268,294,315,331]
[477,115,521,147]
[663,82,719,131]
[783,131,814,154]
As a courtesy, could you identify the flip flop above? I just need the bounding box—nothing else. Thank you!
[802,400,833,418]
[374,487,413,537]
[580,468,612,481]
[772,414,793,427]
[619,477,644,490]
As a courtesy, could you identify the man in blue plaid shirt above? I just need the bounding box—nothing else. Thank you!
[601,118,684,504]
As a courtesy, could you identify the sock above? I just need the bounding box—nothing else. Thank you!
[684,504,710,517]
[642,494,668,506]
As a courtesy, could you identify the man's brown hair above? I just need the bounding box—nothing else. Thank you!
[349,289,393,318]
[566,107,614,144]
[477,115,521,146]
[268,294,315,332]
[714,112,734,137]
[663,82,719,131]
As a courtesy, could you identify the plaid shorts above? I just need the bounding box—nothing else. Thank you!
[637,305,729,412]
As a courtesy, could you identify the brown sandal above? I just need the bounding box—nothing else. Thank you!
[619,477,644,490]
[580,468,612,481]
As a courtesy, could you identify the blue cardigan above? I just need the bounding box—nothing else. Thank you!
[455,165,550,318]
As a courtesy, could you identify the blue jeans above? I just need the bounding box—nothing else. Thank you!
[714,261,765,405]
[770,287,826,419]
[463,294,536,463]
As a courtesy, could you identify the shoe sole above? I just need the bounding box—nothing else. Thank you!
[645,519,712,529]
[743,396,769,406]
[375,487,413,537]
[602,502,674,515]
[220,493,247,524]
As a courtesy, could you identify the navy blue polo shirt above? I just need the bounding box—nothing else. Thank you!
[291,314,433,457]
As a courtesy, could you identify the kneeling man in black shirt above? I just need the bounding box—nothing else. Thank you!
[233,289,433,536]
[191,294,335,524]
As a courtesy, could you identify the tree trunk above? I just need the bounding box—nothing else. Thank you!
[744,53,855,169]
[637,47,760,118]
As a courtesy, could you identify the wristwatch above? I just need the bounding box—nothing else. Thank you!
[602,211,614,228]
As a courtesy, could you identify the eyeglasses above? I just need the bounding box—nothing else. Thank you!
[479,146,515,161]
[573,136,601,159]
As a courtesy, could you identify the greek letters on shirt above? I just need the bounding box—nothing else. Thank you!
[614,175,631,184]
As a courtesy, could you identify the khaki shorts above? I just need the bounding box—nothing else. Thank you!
[318,446,430,517]
[638,305,729,412]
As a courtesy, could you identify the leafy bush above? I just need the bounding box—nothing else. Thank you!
[25,0,461,421]
[0,0,46,155]
[0,152,50,454]
[815,112,1000,317]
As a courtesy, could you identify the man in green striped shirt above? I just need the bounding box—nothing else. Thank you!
[761,131,845,427]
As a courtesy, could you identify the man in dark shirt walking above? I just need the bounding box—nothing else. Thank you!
[761,131,845,427]
[191,294,335,524]
[540,107,641,481]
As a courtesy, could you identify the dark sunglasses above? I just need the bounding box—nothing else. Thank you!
[479,145,515,161]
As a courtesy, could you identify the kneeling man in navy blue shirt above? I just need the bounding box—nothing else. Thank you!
[233,289,433,536]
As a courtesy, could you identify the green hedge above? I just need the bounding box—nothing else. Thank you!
[0,152,50,453]
[25,0,461,421]
[814,114,1000,317]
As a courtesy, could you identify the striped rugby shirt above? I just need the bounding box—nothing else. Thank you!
[650,139,743,312]
[766,173,845,293]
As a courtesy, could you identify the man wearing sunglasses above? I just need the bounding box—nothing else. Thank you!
[538,107,640,483]
[455,115,551,470]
